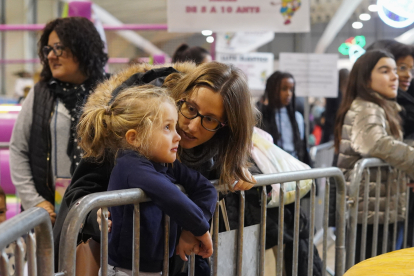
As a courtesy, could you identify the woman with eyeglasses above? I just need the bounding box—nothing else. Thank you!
[9,17,108,225]
[52,61,257,275]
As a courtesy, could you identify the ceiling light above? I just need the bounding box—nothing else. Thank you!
[206,36,214,43]
[352,22,363,29]
[359,13,371,21]
[202,30,213,36]
[368,4,378,12]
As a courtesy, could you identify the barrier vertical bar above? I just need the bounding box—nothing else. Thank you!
[403,174,409,249]
[392,171,401,251]
[132,204,140,276]
[212,198,219,276]
[236,191,245,276]
[307,179,316,276]
[292,181,301,276]
[188,253,195,276]
[382,167,392,254]
[15,238,24,276]
[101,207,109,276]
[26,232,36,276]
[322,177,330,276]
[360,169,370,261]
[163,215,170,276]
[259,187,267,276]
[33,212,54,276]
[335,171,347,276]
[276,183,285,276]
[346,161,363,269]
[0,249,8,276]
[372,168,381,257]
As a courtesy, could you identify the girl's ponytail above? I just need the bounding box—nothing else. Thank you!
[77,104,112,161]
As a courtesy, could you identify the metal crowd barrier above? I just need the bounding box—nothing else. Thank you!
[309,141,335,168]
[345,158,411,270]
[308,141,335,233]
[57,168,347,276]
[0,207,54,276]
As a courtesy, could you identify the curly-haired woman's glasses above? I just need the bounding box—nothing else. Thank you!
[42,44,65,59]
[178,99,226,132]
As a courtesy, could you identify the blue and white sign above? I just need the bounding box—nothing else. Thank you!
[377,0,414,28]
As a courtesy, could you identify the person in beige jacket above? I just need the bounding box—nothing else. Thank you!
[334,50,414,263]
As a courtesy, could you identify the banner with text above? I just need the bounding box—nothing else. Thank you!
[167,0,310,33]
[216,52,274,91]
[279,53,338,98]
[216,32,275,53]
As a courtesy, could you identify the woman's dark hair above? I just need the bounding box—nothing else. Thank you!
[38,17,108,82]
[388,43,414,62]
[338,68,349,93]
[334,50,402,152]
[172,43,210,65]
[367,39,414,62]
[262,71,305,161]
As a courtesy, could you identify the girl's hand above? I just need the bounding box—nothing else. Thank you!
[195,231,213,259]
[96,208,112,232]
[176,230,200,261]
[408,183,414,192]
[233,168,257,191]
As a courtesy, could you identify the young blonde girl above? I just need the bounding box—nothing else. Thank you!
[77,85,216,275]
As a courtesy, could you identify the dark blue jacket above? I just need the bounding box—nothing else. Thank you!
[107,150,216,272]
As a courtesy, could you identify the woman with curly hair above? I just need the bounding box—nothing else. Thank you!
[9,17,108,224]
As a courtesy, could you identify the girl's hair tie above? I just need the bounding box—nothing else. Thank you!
[104,106,111,115]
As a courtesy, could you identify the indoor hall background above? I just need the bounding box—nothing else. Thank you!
[0,0,413,96]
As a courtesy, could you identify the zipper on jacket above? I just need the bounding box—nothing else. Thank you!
[45,109,54,194]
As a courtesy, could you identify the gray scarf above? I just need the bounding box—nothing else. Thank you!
[179,137,220,178]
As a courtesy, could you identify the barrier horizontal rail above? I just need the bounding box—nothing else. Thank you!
[0,207,54,276]
[58,167,347,276]
[346,158,411,270]
[0,142,9,149]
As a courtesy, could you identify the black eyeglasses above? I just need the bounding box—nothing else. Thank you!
[42,43,65,59]
[178,99,226,132]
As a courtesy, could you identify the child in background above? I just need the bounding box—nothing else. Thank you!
[0,187,28,276]
[259,71,310,165]
[77,85,216,276]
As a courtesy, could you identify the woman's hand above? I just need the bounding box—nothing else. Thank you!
[96,208,112,232]
[408,183,414,192]
[176,230,200,261]
[233,168,257,191]
[36,201,56,225]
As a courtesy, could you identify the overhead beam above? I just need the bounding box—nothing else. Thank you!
[314,0,363,53]
[92,4,166,56]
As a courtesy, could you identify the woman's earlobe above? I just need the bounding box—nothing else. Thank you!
[125,129,140,147]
